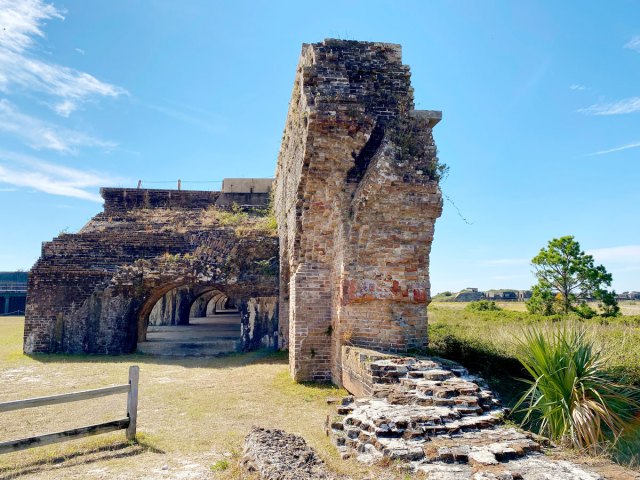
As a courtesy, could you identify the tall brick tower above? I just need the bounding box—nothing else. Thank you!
[274,40,443,383]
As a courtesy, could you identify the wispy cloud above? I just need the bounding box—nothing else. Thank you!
[478,258,529,267]
[578,97,640,115]
[569,84,587,91]
[0,0,126,116]
[0,151,124,202]
[587,141,640,156]
[625,35,640,53]
[0,99,116,153]
[74,48,85,55]
[146,101,226,134]
[588,245,640,264]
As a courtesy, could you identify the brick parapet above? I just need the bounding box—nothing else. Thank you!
[100,188,270,215]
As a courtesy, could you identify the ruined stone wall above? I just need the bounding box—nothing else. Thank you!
[24,188,278,354]
[274,40,443,383]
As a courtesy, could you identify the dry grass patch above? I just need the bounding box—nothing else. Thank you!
[0,318,409,479]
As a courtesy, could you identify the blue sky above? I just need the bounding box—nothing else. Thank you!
[0,0,638,294]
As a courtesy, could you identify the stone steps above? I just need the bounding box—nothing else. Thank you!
[136,339,240,356]
[144,331,240,342]
[140,314,242,356]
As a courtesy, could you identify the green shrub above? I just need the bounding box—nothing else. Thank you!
[527,284,557,315]
[210,459,229,471]
[514,322,640,452]
[573,302,596,319]
[217,203,249,226]
[466,300,501,312]
[598,290,621,317]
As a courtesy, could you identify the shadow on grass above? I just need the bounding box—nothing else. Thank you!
[0,437,164,480]
[24,348,289,370]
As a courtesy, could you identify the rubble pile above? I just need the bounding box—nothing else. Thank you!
[328,356,604,479]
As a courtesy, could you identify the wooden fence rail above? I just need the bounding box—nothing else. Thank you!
[0,365,139,454]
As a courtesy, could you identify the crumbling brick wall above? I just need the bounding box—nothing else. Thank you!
[24,188,279,354]
[274,40,443,383]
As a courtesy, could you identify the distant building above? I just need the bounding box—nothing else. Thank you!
[517,290,533,301]
[453,288,485,302]
[485,289,517,301]
[0,271,28,315]
[618,291,640,301]
[448,288,532,303]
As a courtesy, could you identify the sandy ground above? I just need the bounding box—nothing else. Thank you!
[0,317,408,480]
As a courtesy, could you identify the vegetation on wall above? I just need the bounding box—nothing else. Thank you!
[388,116,449,183]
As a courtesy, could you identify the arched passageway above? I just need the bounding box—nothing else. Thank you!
[137,287,242,356]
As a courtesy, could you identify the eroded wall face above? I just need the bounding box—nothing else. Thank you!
[274,40,443,383]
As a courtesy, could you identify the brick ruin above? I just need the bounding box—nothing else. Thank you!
[274,39,443,383]
[22,39,631,479]
[24,188,279,354]
[24,39,443,385]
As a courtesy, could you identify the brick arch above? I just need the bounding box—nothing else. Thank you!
[213,294,231,312]
[24,188,279,355]
[136,281,230,343]
[189,288,226,318]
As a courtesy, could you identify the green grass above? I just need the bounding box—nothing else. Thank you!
[427,303,640,467]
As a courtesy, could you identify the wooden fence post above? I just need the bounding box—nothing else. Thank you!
[126,365,139,441]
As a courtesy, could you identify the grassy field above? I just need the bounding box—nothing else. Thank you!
[427,302,640,468]
[431,300,640,316]
[2,310,639,477]
[0,317,406,480]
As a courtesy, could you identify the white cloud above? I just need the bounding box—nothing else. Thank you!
[0,151,125,202]
[624,35,640,53]
[0,99,116,152]
[74,48,85,55]
[53,99,76,117]
[588,245,640,264]
[569,84,586,91]
[0,0,126,115]
[587,141,640,156]
[578,97,640,115]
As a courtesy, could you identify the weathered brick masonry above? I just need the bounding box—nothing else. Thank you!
[25,39,443,386]
[24,188,279,354]
[274,39,443,383]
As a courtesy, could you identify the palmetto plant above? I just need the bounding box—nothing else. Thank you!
[514,322,640,452]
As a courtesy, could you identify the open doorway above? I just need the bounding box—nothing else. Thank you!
[137,287,241,356]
